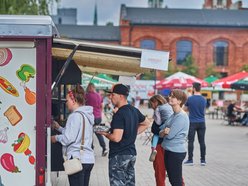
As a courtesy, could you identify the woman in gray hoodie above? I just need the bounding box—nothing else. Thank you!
[51,85,95,186]
[159,89,189,186]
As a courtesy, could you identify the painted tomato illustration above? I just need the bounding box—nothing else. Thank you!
[0,153,20,173]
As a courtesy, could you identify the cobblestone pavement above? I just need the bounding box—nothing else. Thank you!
[90,108,248,186]
[51,107,248,186]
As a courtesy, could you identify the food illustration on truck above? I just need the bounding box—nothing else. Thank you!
[16,64,36,83]
[0,76,19,97]
[0,127,9,144]
[12,132,36,165]
[0,153,21,173]
[16,64,36,105]
[4,105,23,126]
[0,48,12,67]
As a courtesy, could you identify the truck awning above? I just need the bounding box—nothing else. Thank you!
[52,38,152,76]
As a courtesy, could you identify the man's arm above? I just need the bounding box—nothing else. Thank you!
[137,117,151,134]
[99,129,124,143]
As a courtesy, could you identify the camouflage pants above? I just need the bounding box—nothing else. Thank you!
[109,154,136,186]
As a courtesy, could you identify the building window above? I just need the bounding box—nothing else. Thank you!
[213,41,228,66]
[140,39,156,49]
[176,40,192,65]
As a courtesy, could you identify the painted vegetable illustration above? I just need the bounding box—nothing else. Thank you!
[12,132,36,165]
[0,153,20,173]
[0,48,12,66]
[16,64,36,82]
[0,127,9,144]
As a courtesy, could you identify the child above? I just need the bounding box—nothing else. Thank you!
[148,94,173,162]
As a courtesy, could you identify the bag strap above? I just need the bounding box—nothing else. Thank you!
[75,111,86,149]
[64,111,86,156]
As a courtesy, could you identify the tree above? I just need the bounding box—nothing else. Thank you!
[205,64,221,78]
[181,55,198,76]
[240,64,248,72]
[0,0,57,15]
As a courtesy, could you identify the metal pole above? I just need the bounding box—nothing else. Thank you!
[51,45,78,91]
[46,126,52,186]
[154,69,157,95]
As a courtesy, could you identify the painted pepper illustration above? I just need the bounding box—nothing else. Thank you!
[16,64,36,82]
[0,48,12,67]
[0,153,20,173]
[0,76,19,97]
[12,132,35,165]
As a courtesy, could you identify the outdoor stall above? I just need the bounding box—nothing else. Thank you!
[0,15,169,186]
[0,15,57,186]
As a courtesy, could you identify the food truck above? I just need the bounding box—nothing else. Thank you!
[0,15,169,186]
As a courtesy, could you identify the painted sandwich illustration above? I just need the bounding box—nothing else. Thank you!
[0,76,19,97]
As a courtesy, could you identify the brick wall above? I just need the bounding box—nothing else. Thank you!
[120,25,248,78]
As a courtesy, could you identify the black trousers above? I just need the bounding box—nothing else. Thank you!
[188,122,206,161]
[68,163,94,186]
[164,150,186,186]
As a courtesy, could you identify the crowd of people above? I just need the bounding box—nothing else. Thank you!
[50,81,213,186]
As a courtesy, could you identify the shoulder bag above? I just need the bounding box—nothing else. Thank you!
[63,112,86,175]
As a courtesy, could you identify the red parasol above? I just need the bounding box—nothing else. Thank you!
[212,71,248,88]
[155,72,208,90]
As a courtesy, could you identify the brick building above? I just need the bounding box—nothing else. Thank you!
[55,0,248,79]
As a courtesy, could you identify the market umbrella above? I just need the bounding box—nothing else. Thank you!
[204,75,219,85]
[155,72,208,90]
[230,77,248,90]
[212,71,248,88]
[82,73,117,89]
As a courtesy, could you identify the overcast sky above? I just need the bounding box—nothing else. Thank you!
[55,0,248,25]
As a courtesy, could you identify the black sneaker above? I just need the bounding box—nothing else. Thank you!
[201,159,206,166]
[184,159,193,166]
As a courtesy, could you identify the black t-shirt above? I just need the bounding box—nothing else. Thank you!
[227,103,235,116]
[109,104,145,158]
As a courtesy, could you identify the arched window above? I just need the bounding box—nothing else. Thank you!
[140,39,156,49]
[213,41,228,66]
[176,40,192,65]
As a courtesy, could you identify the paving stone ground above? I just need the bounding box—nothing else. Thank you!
[51,107,248,186]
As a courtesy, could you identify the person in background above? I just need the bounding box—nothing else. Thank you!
[149,94,173,186]
[98,84,150,186]
[51,85,95,186]
[184,82,207,166]
[85,83,108,156]
[159,89,189,186]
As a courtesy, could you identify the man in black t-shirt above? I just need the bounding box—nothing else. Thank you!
[99,84,150,186]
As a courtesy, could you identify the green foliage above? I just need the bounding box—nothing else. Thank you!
[240,64,248,72]
[181,55,198,76]
[140,70,156,80]
[205,64,221,78]
[0,0,57,15]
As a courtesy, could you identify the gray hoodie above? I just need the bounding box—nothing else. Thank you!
[56,106,95,164]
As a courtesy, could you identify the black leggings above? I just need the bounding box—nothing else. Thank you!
[68,163,94,186]
[164,150,186,186]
